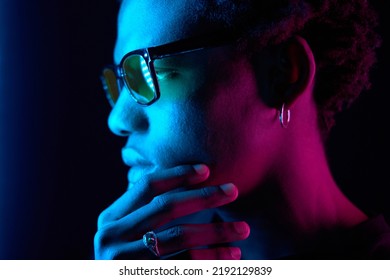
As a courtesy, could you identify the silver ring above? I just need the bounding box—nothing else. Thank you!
[143,231,160,257]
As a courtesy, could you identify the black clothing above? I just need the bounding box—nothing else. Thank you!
[285,215,390,259]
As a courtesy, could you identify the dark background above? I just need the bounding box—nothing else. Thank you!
[0,0,388,259]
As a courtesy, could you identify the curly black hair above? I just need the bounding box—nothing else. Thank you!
[193,0,382,136]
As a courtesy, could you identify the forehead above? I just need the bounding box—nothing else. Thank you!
[114,0,219,62]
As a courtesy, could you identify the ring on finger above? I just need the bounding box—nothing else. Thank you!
[143,231,160,257]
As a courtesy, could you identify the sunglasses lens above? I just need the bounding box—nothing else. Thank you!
[123,55,156,104]
[101,68,120,106]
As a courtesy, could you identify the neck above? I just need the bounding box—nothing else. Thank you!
[216,119,367,259]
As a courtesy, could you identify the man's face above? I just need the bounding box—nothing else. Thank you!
[109,0,279,195]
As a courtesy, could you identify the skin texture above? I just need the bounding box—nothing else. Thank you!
[94,0,368,259]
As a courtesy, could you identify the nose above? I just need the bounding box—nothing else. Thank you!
[108,89,149,136]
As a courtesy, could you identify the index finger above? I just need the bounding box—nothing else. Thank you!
[97,164,209,227]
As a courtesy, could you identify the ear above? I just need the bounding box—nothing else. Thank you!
[269,36,316,107]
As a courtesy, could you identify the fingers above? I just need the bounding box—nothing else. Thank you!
[169,247,242,260]
[115,183,238,238]
[156,222,250,256]
[95,222,250,260]
[188,247,242,260]
[98,164,210,228]
[95,242,242,260]
[94,239,148,260]
[94,163,248,260]
[148,164,210,191]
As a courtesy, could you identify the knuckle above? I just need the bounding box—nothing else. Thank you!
[199,187,211,199]
[94,227,135,260]
[94,224,116,248]
[97,248,120,260]
[136,173,152,189]
[172,165,191,177]
[199,186,216,200]
[167,225,185,244]
[108,249,124,260]
[199,186,221,208]
[151,195,171,212]
[134,176,155,201]
[97,209,113,228]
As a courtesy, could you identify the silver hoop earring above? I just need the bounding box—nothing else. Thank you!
[279,103,290,128]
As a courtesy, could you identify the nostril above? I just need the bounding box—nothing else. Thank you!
[118,129,130,137]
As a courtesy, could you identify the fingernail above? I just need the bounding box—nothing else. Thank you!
[234,222,249,235]
[220,183,236,197]
[230,247,241,260]
[193,164,209,176]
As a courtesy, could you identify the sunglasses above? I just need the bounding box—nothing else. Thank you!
[100,33,238,106]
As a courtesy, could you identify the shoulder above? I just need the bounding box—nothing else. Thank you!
[283,214,390,260]
[353,214,390,259]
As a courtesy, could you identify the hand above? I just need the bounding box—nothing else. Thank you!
[94,164,250,259]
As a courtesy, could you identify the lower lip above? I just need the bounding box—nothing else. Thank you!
[127,165,156,185]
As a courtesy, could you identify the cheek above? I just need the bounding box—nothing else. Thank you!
[145,100,212,167]
[144,54,276,192]
[204,59,259,152]
[200,64,274,193]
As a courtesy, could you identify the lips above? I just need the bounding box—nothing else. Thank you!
[122,148,153,167]
[122,148,156,185]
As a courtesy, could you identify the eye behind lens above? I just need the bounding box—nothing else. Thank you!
[123,54,157,104]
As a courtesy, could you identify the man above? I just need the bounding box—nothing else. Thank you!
[95,0,389,259]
